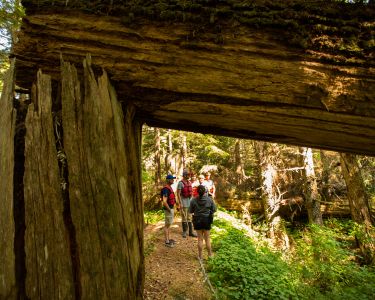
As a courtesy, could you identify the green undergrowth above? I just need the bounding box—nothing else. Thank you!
[207,213,375,299]
[144,209,164,225]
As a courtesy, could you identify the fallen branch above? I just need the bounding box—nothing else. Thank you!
[198,257,218,300]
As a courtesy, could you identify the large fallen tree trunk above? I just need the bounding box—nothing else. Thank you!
[13,1,375,156]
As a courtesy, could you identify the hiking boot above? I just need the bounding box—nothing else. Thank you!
[182,222,188,238]
[169,239,176,244]
[164,241,174,248]
[188,222,197,237]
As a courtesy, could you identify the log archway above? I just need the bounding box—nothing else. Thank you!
[1,0,375,298]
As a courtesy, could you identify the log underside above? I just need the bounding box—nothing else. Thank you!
[13,10,375,156]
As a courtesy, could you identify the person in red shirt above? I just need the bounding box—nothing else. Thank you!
[191,173,199,198]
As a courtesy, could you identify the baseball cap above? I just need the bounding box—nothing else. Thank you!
[166,174,176,180]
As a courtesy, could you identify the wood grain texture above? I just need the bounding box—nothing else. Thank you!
[24,70,74,299]
[13,12,375,155]
[61,57,143,299]
[0,60,17,299]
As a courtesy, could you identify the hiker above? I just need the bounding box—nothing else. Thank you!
[189,184,216,260]
[177,170,197,238]
[161,174,178,247]
[191,173,200,198]
[204,172,216,199]
[198,174,208,194]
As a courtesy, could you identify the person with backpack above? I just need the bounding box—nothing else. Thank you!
[177,170,197,238]
[161,174,178,247]
[189,185,217,260]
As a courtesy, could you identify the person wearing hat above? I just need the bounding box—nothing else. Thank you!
[177,170,197,238]
[161,174,178,247]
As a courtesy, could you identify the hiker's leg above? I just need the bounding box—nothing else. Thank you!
[188,211,197,237]
[203,230,213,257]
[164,224,170,242]
[164,208,174,242]
[196,230,204,259]
[181,207,188,238]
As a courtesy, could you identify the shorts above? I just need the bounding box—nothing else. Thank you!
[192,216,212,230]
[164,208,174,225]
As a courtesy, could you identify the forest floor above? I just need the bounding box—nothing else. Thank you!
[144,217,213,300]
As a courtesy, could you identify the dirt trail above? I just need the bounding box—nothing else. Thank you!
[144,218,212,300]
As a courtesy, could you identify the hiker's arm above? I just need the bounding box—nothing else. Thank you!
[212,200,217,213]
[212,183,216,198]
[176,182,182,209]
[162,195,171,212]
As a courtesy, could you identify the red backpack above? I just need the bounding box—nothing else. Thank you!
[180,180,192,198]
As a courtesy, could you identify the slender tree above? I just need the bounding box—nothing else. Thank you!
[340,153,373,227]
[154,127,161,185]
[234,138,246,186]
[301,147,323,225]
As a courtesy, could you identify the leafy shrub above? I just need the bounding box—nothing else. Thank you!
[208,215,375,300]
[144,210,164,225]
[208,219,297,299]
[292,224,375,299]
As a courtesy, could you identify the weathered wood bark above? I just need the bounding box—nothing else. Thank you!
[24,70,74,298]
[340,153,373,228]
[61,57,143,299]
[0,60,17,298]
[13,5,375,156]
[302,147,323,225]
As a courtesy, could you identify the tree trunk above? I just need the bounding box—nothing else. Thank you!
[164,129,173,174]
[340,153,373,227]
[61,57,143,299]
[0,60,17,299]
[180,132,187,170]
[1,57,144,299]
[154,127,161,185]
[234,138,246,186]
[340,153,374,264]
[319,150,330,201]
[24,70,75,299]
[302,147,323,225]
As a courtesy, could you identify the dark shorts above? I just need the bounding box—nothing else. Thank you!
[193,216,212,230]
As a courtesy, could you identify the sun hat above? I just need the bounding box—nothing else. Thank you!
[166,174,176,180]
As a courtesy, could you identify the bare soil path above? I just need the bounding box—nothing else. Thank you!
[144,218,212,300]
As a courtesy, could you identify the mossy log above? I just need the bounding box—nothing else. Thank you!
[219,197,351,219]
[13,1,375,155]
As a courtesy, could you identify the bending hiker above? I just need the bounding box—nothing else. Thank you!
[189,185,217,260]
[204,172,216,199]
[177,170,197,238]
[161,174,178,247]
